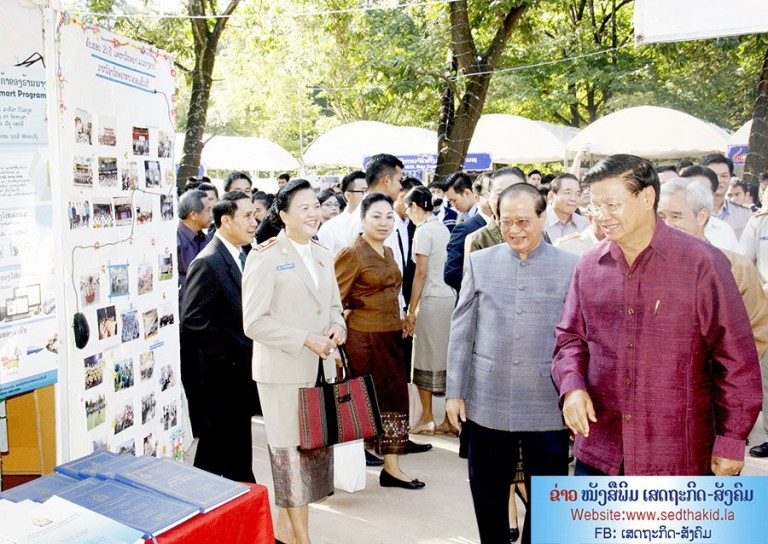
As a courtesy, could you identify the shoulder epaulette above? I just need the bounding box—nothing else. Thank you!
[310,238,328,250]
[753,209,768,218]
[255,237,278,252]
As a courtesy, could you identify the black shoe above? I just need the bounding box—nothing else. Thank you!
[365,450,384,466]
[749,441,768,458]
[407,439,432,454]
[509,527,520,542]
[379,469,425,489]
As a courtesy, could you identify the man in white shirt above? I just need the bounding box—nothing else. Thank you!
[317,171,367,256]
[700,154,752,239]
[545,173,590,243]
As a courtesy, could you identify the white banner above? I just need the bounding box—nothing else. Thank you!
[55,14,182,461]
[635,0,768,44]
[0,66,58,399]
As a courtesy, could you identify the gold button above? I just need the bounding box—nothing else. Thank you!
[625,377,631,385]
[624,414,632,422]
[626,341,633,349]
[628,273,634,279]
[628,307,635,315]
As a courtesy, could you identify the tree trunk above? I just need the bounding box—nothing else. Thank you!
[744,44,768,185]
[434,2,526,182]
[176,0,241,193]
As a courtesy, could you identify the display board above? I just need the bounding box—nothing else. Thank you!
[0,66,58,399]
[54,14,182,461]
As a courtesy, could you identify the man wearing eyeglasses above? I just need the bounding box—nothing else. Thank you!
[552,154,761,477]
[317,171,368,256]
[446,183,578,544]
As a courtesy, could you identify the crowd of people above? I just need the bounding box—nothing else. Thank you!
[176,153,768,544]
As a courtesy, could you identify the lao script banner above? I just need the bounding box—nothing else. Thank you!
[533,476,766,543]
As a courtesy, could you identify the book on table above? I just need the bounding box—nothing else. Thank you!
[54,449,119,479]
[0,495,144,544]
[114,457,250,513]
[0,472,80,503]
[78,452,155,480]
[56,477,199,539]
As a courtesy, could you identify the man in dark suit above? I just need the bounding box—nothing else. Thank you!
[180,191,259,482]
[443,172,488,293]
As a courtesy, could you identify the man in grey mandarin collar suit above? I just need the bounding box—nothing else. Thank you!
[446,184,578,544]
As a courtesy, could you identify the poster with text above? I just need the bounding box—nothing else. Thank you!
[55,15,182,461]
[0,66,58,399]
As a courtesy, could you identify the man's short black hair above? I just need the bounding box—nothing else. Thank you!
[341,171,366,193]
[213,191,249,228]
[365,154,404,189]
[680,165,719,194]
[224,171,252,192]
[583,154,660,211]
[444,171,473,194]
[699,153,734,177]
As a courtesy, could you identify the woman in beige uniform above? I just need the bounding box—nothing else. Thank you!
[243,179,346,544]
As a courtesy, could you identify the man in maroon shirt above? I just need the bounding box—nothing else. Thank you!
[552,154,761,476]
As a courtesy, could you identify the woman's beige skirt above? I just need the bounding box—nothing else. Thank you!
[412,295,454,393]
[258,382,333,508]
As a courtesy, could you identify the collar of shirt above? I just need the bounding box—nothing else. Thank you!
[215,231,245,269]
[287,237,319,288]
[601,216,669,266]
[546,207,576,228]
[178,222,203,243]
[478,209,493,225]
[466,202,478,217]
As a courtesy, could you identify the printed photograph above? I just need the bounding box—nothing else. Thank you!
[158,253,173,280]
[120,308,140,343]
[139,350,155,381]
[95,306,117,340]
[135,193,154,224]
[163,401,178,431]
[73,156,94,186]
[92,197,114,228]
[79,271,100,307]
[141,392,156,424]
[157,130,172,158]
[121,160,138,190]
[114,402,134,434]
[91,439,108,452]
[98,115,116,146]
[143,433,158,457]
[159,364,176,392]
[115,437,135,456]
[84,352,104,390]
[68,200,91,229]
[108,264,129,297]
[142,308,159,340]
[137,263,153,296]
[144,160,161,188]
[85,393,106,431]
[132,126,149,155]
[160,194,174,220]
[98,156,118,188]
[113,196,133,226]
[75,109,92,145]
[158,302,174,328]
[113,357,134,391]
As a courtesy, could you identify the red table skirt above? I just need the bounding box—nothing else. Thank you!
[144,483,274,543]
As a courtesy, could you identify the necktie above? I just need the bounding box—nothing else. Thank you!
[239,249,247,271]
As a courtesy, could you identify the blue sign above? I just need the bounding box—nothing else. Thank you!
[363,153,493,172]
[728,145,748,165]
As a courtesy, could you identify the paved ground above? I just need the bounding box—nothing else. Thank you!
[187,397,768,543]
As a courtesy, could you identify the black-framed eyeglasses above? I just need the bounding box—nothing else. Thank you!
[347,189,367,194]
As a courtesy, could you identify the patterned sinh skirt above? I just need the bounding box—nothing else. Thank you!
[412,295,454,393]
[269,446,333,508]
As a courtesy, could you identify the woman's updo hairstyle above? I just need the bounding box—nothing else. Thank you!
[267,178,313,229]
[404,185,434,212]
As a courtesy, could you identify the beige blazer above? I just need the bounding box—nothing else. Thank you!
[243,230,346,384]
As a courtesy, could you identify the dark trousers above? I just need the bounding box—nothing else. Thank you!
[466,420,569,544]
[194,410,256,483]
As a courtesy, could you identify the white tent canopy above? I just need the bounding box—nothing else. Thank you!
[468,114,579,164]
[174,134,299,171]
[565,106,730,160]
[303,121,436,168]
[729,120,752,147]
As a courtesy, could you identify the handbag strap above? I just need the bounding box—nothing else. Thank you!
[315,345,353,385]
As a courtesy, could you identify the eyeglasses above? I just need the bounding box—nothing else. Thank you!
[321,201,340,209]
[499,218,533,230]
[585,200,628,217]
[347,189,367,194]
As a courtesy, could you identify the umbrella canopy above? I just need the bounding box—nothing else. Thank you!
[303,121,437,168]
[174,134,299,171]
[728,119,752,147]
[468,114,579,164]
[565,106,729,160]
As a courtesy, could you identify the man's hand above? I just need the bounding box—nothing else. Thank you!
[563,389,597,437]
[323,323,346,345]
[446,398,466,433]
[711,456,744,476]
